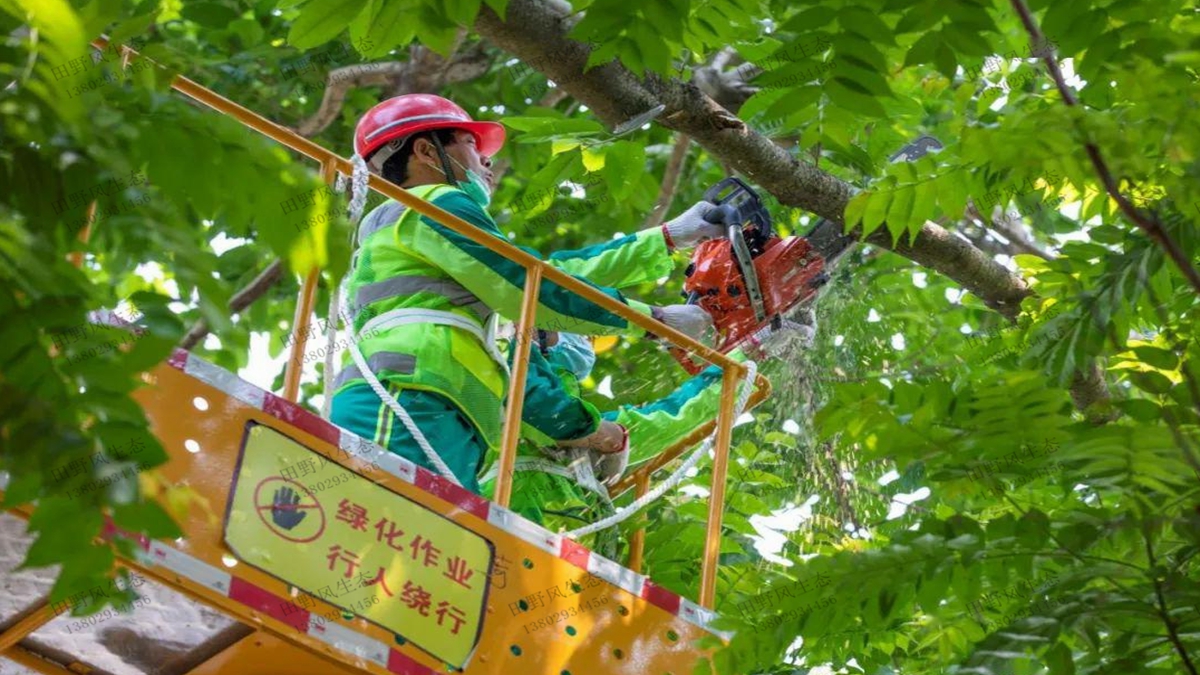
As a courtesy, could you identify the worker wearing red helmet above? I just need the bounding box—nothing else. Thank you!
[330,94,726,494]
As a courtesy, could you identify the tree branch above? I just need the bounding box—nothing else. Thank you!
[471,1,1124,415]
[644,134,690,228]
[179,260,283,350]
[294,62,408,137]
[1143,526,1200,675]
[1009,0,1200,295]
[473,0,1030,322]
[973,203,1055,261]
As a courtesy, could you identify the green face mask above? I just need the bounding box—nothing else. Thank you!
[433,156,492,209]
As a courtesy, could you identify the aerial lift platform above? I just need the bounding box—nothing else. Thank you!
[0,38,771,675]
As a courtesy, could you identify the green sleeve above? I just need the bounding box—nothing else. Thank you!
[515,345,601,447]
[397,189,652,336]
[545,227,674,289]
[603,349,751,465]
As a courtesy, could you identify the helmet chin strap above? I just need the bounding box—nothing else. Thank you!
[430,135,462,189]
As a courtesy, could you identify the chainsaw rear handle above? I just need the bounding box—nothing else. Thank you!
[701,177,774,250]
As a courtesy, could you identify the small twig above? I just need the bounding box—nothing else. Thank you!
[644,134,691,228]
[1143,526,1200,675]
[984,205,1055,260]
[1009,0,1200,294]
[821,440,862,532]
[179,260,284,350]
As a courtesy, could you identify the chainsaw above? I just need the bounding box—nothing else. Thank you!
[669,136,943,374]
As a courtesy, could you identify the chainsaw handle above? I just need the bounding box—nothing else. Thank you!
[703,202,738,226]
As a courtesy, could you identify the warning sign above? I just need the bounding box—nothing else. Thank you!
[225,423,493,667]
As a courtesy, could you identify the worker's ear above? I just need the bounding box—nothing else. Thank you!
[411,136,438,164]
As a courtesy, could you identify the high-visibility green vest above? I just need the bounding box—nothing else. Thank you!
[334,184,507,449]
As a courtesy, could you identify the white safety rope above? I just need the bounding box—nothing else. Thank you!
[565,359,758,539]
[322,155,370,419]
[567,448,616,512]
[337,287,462,485]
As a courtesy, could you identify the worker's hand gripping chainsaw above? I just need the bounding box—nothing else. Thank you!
[669,136,943,374]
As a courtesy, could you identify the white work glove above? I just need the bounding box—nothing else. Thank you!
[744,310,817,359]
[557,420,627,453]
[554,421,630,488]
[664,200,724,251]
[589,445,630,487]
[652,304,715,342]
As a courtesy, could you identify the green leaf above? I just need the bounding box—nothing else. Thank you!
[24,497,105,568]
[886,185,915,244]
[112,500,183,539]
[182,2,240,27]
[1132,346,1177,370]
[1117,398,1161,422]
[1017,509,1051,548]
[764,85,822,119]
[780,6,837,32]
[825,76,888,117]
[441,0,482,25]
[503,116,606,135]
[287,0,366,50]
[838,7,895,46]
[604,141,645,200]
[350,0,417,58]
[933,41,957,80]
[861,191,891,236]
[482,0,509,19]
[904,32,940,68]
[895,3,942,34]
[1130,371,1174,395]
[843,192,871,234]
[911,180,937,228]
[1044,642,1075,675]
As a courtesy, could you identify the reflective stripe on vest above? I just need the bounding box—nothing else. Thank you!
[356,201,406,244]
[333,351,417,390]
[361,307,509,376]
[352,276,489,323]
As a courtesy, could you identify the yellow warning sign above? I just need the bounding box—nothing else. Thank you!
[225,423,493,667]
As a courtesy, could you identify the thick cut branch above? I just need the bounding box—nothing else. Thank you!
[864,221,1030,318]
[474,0,1027,318]
[473,0,1116,413]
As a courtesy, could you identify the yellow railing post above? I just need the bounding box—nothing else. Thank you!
[493,267,542,506]
[698,366,742,608]
[627,471,651,573]
[282,159,338,402]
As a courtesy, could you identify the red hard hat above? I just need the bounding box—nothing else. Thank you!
[353,94,506,163]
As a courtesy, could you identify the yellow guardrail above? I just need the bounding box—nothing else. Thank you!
[91,36,770,609]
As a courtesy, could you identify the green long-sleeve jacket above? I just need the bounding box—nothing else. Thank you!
[332,182,675,452]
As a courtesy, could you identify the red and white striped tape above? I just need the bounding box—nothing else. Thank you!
[102,520,437,674]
